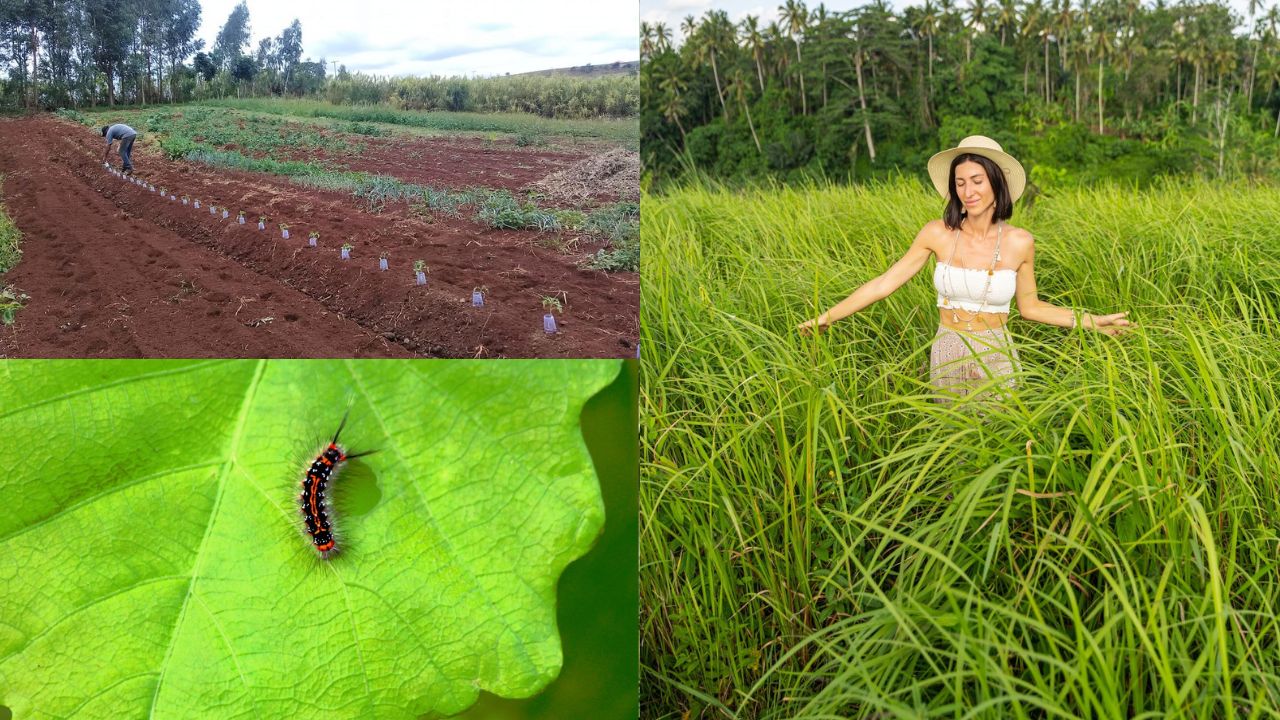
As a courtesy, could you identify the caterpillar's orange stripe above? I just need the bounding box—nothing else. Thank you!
[299,415,371,559]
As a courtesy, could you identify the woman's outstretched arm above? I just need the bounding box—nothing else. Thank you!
[1013,234,1132,335]
[798,223,937,335]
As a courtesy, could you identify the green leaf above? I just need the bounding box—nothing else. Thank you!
[0,359,621,719]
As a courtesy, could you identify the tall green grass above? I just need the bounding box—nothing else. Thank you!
[640,178,1280,718]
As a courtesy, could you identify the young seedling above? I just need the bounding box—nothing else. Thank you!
[308,230,319,247]
[181,195,189,205]
[259,216,267,231]
[280,224,290,239]
[471,285,487,307]
[378,251,388,271]
[340,243,354,261]
[541,295,563,334]
[413,259,428,285]
[237,211,246,225]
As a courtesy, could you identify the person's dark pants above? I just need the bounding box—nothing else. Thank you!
[118,134,136,171]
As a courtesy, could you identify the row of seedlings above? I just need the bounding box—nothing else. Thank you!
[102,165,573,336]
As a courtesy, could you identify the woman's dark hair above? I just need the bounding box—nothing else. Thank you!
[101,125,109,136]
[943,153,1013,229]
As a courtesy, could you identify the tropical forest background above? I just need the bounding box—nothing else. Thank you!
[640,0,1280,191]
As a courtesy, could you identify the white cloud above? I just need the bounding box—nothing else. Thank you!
[197,0,638,77]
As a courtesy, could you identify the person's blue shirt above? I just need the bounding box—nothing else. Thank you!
[104,124,136,145]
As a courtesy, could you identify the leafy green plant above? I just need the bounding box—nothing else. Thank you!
[0,360,621,718]
[54,107,90,125]
[413,259,426,273]
[158,135,201,161]
[0,181,21,273]
[0,285,27,324]
[541,295,563,314]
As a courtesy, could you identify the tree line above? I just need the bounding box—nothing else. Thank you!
[641,0,1280,186]
[1,1,335,109]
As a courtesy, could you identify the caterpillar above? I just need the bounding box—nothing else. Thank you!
[299,411,375,559]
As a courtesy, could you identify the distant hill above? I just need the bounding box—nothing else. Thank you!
[506,61,638,79]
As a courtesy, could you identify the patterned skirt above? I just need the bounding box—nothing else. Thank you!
[929,325,1020,404]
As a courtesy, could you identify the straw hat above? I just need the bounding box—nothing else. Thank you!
[927,135,1026,204]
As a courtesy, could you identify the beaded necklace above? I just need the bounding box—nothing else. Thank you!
[941,221,1003,332]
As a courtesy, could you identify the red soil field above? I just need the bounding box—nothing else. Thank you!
[0,115,638,358]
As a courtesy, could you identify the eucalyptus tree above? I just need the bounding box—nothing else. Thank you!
[278,19,302,94]
[86,0,133,105]
[211,0,250,72]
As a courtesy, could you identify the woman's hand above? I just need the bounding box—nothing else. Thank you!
[797,315,831,336]
[1086,311,1133,336]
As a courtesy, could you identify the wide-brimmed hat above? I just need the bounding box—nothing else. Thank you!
[927,135,1026,204]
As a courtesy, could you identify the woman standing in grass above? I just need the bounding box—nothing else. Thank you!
[797,135,1132,402]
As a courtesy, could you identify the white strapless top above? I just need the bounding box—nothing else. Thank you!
[934,262,1017,313]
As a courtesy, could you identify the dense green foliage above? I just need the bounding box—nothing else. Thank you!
[642,0,1280,187]
[322,71,639,119]
[640,178,1280,717]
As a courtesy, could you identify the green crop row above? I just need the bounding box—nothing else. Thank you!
[194,98,638,147]
[0,176,21,274]
[0,176,25,324]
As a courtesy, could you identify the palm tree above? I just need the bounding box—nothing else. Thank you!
[914,0,940,83]
[966,0,990,63]
[681,14,697,42]
[693,10,733,123]
[849,8,878,163]
[655,22,673,54]
[781,0,810,115]
[740,15,768,92]
[658,68,688,142]
[640,22,655,61]
[1091,16,1114,133]
[995,0,1018,44]
[1020,0,1048,98]
[727,69,762,152]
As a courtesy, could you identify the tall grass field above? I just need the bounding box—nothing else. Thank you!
[640,178,1280,718]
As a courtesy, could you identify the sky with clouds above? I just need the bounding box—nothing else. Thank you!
[642,0,1263,46]
[196,0,638,78]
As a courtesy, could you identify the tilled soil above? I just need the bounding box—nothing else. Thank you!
[0,115,638,358]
